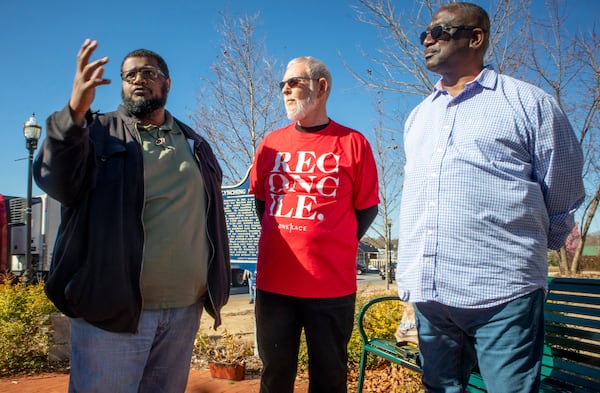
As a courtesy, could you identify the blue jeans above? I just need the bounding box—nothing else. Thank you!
[69,299,203,393]
[414,289,544,393]
[255,290,356,393]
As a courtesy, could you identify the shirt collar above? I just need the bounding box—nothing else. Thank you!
[162,111,178,133]
[432,65,497,99]
[134,111,179,134]
[474,65,498,90]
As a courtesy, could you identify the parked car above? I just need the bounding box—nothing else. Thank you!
[357,262,368,275]
[379,262,397,280]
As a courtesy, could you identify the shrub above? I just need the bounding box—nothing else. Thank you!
[0,277,56,375]
[348,289,402,366]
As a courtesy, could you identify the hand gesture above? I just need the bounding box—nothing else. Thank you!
[69,39,111,126]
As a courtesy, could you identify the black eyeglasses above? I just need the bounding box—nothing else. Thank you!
[121,67,166,83]
[279,76,319,90]
[419,25,478,45]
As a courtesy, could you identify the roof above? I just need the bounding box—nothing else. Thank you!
[358,241,379,253]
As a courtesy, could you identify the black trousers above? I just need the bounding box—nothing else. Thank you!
[255,289,356,393]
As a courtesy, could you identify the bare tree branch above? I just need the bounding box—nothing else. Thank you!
[526,0,600,274]
[192,13,285,183]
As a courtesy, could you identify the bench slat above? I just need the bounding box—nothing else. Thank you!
[466,373,487,392]
[545,303,600,320]
[545,355,600,380]
[542,369,600,392]
[546,278,600,294]
[546,345,600,369]
[546,292,600,306]
[545,323,600,342]
[544,310,600,330]
[540,377,595,393]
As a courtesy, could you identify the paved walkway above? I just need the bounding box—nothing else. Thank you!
[0,368,309,393]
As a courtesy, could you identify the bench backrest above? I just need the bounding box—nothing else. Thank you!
[543,277,600,392]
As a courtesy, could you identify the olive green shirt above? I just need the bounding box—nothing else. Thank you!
[137,114,209,309]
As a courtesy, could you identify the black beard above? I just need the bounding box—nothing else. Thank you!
[121,85,168,117]
[122,96,167,117]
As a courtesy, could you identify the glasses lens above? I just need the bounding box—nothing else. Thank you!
[122,71,135,82]
[141,69,158,79]
[430,25,444,40]
[287,77,301,88]
[420,25,445,44]
[279,77,302,90]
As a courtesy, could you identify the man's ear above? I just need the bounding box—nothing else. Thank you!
[470,28,486,50]
[317,78,328,98]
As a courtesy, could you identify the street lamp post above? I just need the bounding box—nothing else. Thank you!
[23,113,42,284]
[385,218,392,289]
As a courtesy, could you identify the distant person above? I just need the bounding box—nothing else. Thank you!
[396,3,585,392]
[33,39,231,393]
[250,56,380,393]
[243,269,256,304]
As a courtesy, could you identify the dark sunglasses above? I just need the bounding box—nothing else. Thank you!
[420,25,478,45]
[279,76,319,90]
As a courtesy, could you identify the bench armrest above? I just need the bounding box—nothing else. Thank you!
[357,296,403,344]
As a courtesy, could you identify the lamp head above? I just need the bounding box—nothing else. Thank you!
[23,113,42,141]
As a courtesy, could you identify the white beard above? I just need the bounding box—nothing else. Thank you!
[286,90,318,121]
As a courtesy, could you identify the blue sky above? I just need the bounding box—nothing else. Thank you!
[1,0,598,232]
[0,0,381,197]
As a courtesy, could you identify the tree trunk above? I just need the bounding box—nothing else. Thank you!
[571,184,600,275]
[558,247,570,276]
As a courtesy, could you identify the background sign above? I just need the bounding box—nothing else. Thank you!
[222,167,260,273]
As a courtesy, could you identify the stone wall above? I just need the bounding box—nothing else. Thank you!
[47,313,70,363]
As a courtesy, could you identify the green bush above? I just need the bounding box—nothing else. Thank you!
[0,277,56,375]
[348,289,402,367]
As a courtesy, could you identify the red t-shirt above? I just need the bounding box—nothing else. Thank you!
[249,120,379,298]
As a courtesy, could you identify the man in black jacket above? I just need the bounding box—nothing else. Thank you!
[34,39,230,393]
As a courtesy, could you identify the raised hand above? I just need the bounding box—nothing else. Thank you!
[68,39,111,126]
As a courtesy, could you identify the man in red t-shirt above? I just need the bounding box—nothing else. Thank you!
[250,56,379,393]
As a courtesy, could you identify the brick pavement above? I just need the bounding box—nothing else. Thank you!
[0,368,310,393]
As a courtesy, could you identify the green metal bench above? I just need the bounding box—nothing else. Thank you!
[356,277,600,392]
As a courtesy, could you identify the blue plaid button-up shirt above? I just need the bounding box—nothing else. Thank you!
[396,67,585,308]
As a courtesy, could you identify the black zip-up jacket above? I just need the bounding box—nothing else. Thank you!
[33,105,230,333]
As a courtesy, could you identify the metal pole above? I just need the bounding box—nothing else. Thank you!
[24,142,34,284]
[387,221,392,286]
